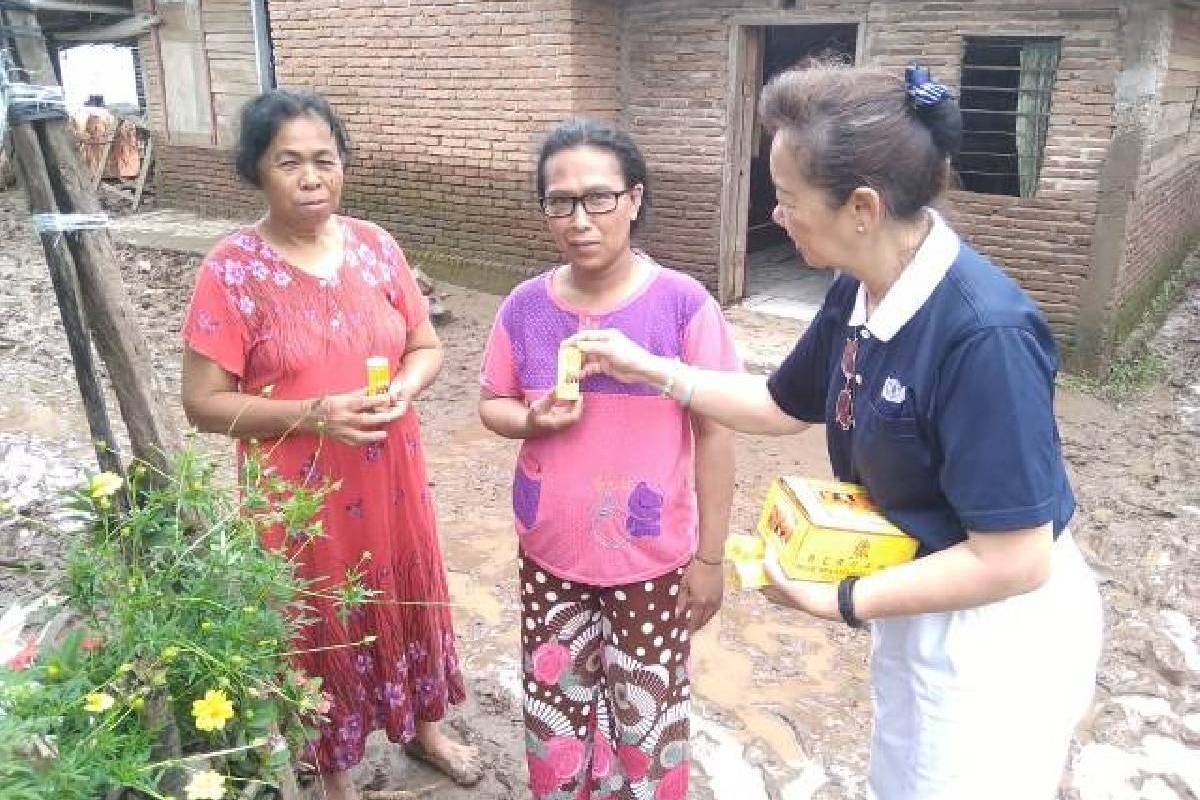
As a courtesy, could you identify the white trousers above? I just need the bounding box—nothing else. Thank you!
[867,532,1103,800]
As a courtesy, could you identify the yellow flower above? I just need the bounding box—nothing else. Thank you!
[184,769,227,800]
[130,696,145,711]
[84,692,115,714]
[161,646,180,662]
[191,689,235,732]
[88,472,123,499]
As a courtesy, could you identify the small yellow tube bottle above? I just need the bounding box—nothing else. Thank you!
[366,356,390,397]
[556,343,582,401]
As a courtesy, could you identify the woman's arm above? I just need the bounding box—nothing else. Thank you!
[478,390,583,440]
[763,523,1055,621]
[677,414,736,631]
[390,320,443,409]
[569,330,807,436]
[181,348,402,445]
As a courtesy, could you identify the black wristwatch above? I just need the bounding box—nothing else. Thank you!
[837,576,865,629]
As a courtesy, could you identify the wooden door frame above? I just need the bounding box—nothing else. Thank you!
[717,24,762,305]
[717,16,867,305]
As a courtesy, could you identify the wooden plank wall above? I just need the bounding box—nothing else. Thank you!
[202,0,261,146]
[1149,2,1200,177]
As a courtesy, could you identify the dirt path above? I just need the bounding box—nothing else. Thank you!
[1,190,1198,799]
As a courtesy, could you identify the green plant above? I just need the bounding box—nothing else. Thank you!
[1060,348,1167,403]
[1061,253,1198,403]
[0,444,374,800]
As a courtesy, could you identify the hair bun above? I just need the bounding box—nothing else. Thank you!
[905,65,963,157]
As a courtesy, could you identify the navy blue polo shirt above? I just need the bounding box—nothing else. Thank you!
[766,213,1075,555]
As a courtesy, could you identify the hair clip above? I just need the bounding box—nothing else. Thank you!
[905,64,954,109]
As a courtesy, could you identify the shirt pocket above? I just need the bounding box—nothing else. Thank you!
[862,393,920,439]
[855,394,934,491]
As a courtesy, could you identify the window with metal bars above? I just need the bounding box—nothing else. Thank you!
[955,37,1061,198]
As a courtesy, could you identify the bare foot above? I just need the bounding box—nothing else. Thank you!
[408,721,483,787]
[318,769,360,800]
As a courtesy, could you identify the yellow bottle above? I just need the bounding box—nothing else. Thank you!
[556,344,582,401]
[366,356,390,397]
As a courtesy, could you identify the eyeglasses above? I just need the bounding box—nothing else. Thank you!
[835,333,860,431]
[539,190,630,218]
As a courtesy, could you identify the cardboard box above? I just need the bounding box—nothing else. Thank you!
[726,478,919,588]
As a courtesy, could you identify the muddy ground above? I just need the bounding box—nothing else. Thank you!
[1,188,1198,799]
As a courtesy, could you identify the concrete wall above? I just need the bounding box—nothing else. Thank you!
[1115,0,1200,320]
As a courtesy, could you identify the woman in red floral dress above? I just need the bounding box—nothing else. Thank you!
[181,89,480,799]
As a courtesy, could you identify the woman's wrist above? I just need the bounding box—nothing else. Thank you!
[302,396,328,436]
[391,372,417,402]
[646,355,680,389]
[523,404,550,439]
[658,359,699,408]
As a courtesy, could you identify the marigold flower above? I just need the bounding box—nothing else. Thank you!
[192,689,235,732]
[88,472,123,499]
[184,769,226,800]
[84,692,115,713]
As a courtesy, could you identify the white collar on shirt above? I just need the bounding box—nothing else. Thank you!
[847,209,960,342]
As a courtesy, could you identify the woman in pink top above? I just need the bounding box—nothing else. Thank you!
[479,119,738,800]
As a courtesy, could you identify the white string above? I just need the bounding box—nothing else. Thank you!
[0,48,68,142]
[32,213,110,233]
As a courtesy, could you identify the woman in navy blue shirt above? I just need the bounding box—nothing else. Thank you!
[569,63,1103,799]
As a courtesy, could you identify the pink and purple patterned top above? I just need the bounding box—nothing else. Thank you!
[481,258,741,586]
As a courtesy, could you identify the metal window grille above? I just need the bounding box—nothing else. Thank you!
[954,37,1061,198]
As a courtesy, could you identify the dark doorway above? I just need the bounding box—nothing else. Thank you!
[742,24,856,317]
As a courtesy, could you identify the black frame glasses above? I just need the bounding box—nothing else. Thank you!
[539,189,631,218]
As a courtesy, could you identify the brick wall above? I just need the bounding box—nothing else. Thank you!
[256,0,623,283]
[144,0,1200,353]
[154,142,261,219]
[621,0,1121,338]
[1116,1,1200,308]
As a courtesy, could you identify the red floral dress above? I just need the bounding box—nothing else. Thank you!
[182,216,465,772]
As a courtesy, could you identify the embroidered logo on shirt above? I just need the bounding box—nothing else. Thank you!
[881,377,907,404]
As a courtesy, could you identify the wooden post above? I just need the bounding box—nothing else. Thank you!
[8,122,124,478]
[131,132,152,210]
[89,134,114,191]
[3,8,179,477]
